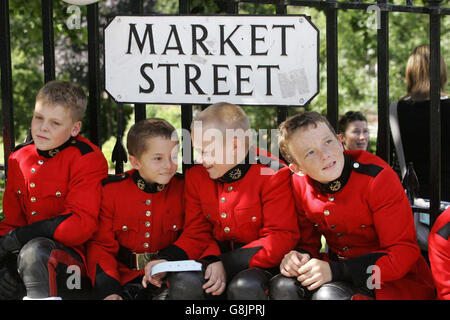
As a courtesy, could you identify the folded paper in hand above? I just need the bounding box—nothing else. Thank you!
[151,260,202,276]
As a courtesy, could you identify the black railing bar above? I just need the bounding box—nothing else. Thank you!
[237,0,450,15]
[179,0,193,173]
[131,0,146,123]
[376,0,390,163]
[0,0,15,175]
[87,3,101,146]
[41,0,55,83]
[276,1,290,128]
[428,3,442,228]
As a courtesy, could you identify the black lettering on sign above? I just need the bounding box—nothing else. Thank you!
[157,63,180,94]
[139,63,155,93]
[162,25,185,55]
[185,64,206,95]
[126,24,155,54]
[272,24,295,56]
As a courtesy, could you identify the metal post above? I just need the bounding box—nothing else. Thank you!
[376,0,390,163]
[0,0,15,175]
[276,1,289,127]
[325,1,338,131]
[428,0,442,227]
[87,3,101,146]
[41,0,55,83]
[179,0,193,172]
[131,0,146,123]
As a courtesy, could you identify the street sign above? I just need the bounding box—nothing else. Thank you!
[104,15,319,106]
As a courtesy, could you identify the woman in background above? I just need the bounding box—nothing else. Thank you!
[338,111,370,151]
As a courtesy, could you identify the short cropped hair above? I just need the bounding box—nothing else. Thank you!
[338,111,367,135]
[278,111,337,165]
[192,102,250,132]
[35,80,87,122]
[127,118,178,158]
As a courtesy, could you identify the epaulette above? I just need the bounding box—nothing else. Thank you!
[437,222,450,240]
[102,173,129,186]
[352,161,384,178]
[71,139,94,156]
[256,154,285,172]
[12,139,34,152]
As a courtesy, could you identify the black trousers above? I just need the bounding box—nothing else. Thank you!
[16,237,91,299]
[166,267,274,300]
[269,273,375,300]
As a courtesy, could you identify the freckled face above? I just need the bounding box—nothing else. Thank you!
[288,122,345,184]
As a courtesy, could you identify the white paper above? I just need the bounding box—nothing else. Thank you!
[151,260,202,276]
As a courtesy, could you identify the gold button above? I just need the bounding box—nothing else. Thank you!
[353,162,360,169]
[122,225,128,231]
[38,160,44,165]
[227,186,233,192]
[30,183,35,188]
[30,197,36,202]
[221,212,227,219]
[31,211,37,216]
[343,246,349,252]
[328,197,335,202]
[361,224,366,228]
[146,211,151,217]
[224,227,230,233]
[324,210,330,216]
[143,243,149,248]
[172,224,177,230]
[220,197,226,203]
[145,221,151,227]
[31,168,36,173]
[71,140,77,144]
[17,189,21,195]
[56,191,61,197]
[337,233,343,237]
[145,199,151,205]
[145,232,150,238]
[251,216,257,222]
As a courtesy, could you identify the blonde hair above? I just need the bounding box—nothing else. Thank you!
[35,80,87,121]
[278,111,337,165]
[192,102,250,132]
[405,45,448,100]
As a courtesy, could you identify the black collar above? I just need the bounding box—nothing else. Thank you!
[313,154,353,194]
[132,170,166,193]
[216,150,252,184]
[36,137,76,158]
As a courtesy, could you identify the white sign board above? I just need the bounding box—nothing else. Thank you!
[104,15,319,106]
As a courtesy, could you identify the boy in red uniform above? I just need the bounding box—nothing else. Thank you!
[428,207,450,300]
[86,118,184,300]
[142,102,299,300]
[0,81,108,299]
[270,111,435,300]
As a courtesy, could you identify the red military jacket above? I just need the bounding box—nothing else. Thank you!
[428,207,450,300]
[159,148,299,278]
[86,169,184,299]
[292,150,435,300]
[0,135,108,262]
